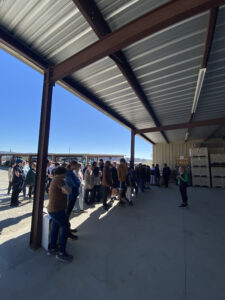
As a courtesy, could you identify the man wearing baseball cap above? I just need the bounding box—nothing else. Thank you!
[10,158,25,207]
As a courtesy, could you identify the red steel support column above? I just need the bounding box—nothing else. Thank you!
[30,68,54,249]
[130,130,135,166]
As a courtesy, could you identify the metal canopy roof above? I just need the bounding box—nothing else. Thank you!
[1,0,225,144]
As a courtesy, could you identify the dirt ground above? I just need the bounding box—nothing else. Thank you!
[0,168,99,245]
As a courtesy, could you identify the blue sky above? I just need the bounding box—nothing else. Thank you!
[0,50,152,159]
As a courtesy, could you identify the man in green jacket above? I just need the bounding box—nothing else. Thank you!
[177,166,189,207]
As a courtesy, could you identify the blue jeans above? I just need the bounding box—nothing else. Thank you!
[102,186,110,207]
[155,176,160,186]
[140,178,145,192]
[66,193,78,218]
[49,211,70,254]
[23,182,26,197]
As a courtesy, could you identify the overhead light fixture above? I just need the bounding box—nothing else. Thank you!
[185,131,189,141]
[191,68,206,114]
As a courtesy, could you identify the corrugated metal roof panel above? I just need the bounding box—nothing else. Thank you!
[95,0,171,31]
[213,125,225,138]
[189,126,218,140]
[165,129,187,142]
[71,56,156,129]
[0,0,98,64]
[122,12,209,127]
[145,132,165,144]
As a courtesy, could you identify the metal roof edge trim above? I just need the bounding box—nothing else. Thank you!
[0,43,44,74]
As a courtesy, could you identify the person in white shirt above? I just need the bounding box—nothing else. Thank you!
[22,161,30,197]
[74,163,86,213]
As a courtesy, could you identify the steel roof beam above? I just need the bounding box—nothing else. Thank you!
[52,0,225,82]
[0,27,154,145]
[72,0,169,143]
[135,117,225,134]
[202,8,218,68]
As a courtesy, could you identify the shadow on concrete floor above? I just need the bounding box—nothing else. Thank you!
[0,212,32,233]
[0,198,30,212]
[1,186,225,300]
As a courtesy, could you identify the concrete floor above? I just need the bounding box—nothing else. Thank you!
[0,178,225,300]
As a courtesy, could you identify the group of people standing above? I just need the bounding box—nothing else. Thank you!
[9,159,36,207]
[46,158,138,262]
[46,158,179,262]
[7,157,189,262]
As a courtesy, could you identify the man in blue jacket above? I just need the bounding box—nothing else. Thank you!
[66,161,80,239]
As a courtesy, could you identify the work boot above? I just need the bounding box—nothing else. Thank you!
[179,203,187,207]
[68,232,78,240]
[56,252,73,263]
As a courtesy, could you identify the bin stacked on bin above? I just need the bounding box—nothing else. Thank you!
[210,154,225,188]
[190,148,210,187]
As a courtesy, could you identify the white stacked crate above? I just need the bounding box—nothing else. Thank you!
[190,148,210,187]
[208,148,225,154]
[210,154,225,188]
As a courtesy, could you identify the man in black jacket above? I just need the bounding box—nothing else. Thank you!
[162,163,171,188]
[10,159,25,207]
[155,164,160,186]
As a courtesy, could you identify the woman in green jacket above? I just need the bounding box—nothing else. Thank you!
[177,166,189,207]
[25,162,36,199]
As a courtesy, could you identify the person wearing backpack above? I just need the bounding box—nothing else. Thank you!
[177,166,189,207]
